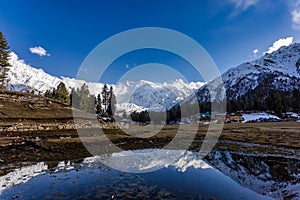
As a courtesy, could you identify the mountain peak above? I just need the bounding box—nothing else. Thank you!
[7,52,204,114]
[196,42,300,101]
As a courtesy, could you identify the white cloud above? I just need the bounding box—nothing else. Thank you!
[253,48,259,54]
[289,0,300,29]
[229,0,259,11]
[264,37,294,54]
[249,48,260,58]
[29,46,50,57]
[291,9,300,29]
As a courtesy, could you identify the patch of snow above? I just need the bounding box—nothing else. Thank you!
[286,112,299,118]
[242,112,280,123]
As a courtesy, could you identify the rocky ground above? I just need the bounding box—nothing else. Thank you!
[0,122,299,171]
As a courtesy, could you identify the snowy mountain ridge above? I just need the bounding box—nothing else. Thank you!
[196,43,300,101]
[7,52,205,113]
[8,42,300,113]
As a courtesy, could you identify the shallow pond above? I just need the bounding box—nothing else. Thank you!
[0,149,278,199]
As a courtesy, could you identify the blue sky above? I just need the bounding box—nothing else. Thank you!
[1,0,300,83]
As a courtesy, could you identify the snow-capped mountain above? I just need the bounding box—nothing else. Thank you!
[7,52,204,114]
[8,52,62,93]
[196,43,300,101]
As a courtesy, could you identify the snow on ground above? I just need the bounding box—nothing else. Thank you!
[242,112,280,123]
[286,112,299,118]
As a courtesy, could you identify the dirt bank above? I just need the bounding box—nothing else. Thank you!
[0,122,299,176]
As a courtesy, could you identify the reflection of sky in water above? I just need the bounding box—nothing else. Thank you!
[0,149,271,200]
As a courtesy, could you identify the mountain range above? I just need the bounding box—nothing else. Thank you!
[7,43,300,114]
[7,52,204,114]
[196,43,300,102]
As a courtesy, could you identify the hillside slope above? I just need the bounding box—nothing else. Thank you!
[0,90,72,119]
[196,43,300,102]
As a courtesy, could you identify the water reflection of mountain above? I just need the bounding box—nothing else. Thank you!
[206,151,300,200]
[0,149,298,199]
[84,149,212,173]
[0,162,48,195]
[0,160,78,195]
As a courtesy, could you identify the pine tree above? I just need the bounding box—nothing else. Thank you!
[70,88,80,108]
[44,89,51,98]
[87,94,96,113]
[292,89,300,111]
[55,82,70,104]
[101,84,109,111]
[107,86,116,116]
[0,32,11,89]
[96,94,102,114]
[78,83,90,112]
[274,92,284,115]
[51,88,56,99]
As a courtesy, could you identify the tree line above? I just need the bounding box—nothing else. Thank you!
[44,82,116,117]
[129,88,300,124]
[226,89,300,115]
[130,104,183,124]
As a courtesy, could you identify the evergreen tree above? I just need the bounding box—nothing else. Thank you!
[78,83,90,111]
[253,96,259,111]
[87,94,96,113]
[44,89,51,98]
[107,86,116,116]
[101,84,109,111]
[70,88,80,108]
[96,94,102,114]
[0,31,11,89]
[51,88,56,99]
[130,111,139,122]
[55,82,70,104]
[292,89,300,111]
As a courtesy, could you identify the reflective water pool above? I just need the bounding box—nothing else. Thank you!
[0,149,274,199]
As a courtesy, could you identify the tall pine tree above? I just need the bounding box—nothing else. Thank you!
[96,94,102,114]
[101,84,109,111]
[107,86,116,116]
[70,88,80,108]
[55,82,70,104]
[0,32,11,89]
[78,83,90,112]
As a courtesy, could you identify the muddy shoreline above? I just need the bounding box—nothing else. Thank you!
[0,122,299,176]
